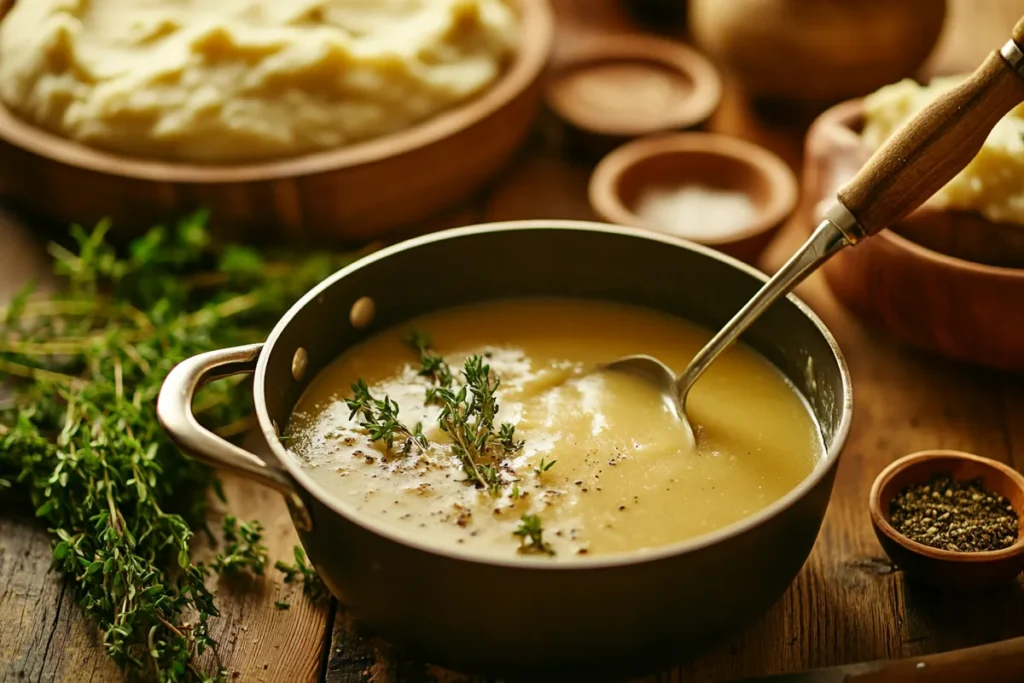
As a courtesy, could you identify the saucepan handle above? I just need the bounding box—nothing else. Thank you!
[157,343,312,530]
[836,17,1024,239]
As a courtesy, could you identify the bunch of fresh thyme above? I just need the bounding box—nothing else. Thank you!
[0,212,351,681]
[346,330,554,555]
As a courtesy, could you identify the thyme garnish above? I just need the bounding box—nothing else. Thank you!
[534,457,556,476]
[344,378,427,455]
[513,514,553,555]
[498,421,525,452]
[407,329,452,401]
[0,212,351,681]
[345,331,556,554]
[407,333,524,492]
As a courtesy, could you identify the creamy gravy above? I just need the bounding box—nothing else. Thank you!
[287,299,823,560]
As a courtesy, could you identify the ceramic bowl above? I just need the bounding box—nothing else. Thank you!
[870,450,1024,591]
[588,132,798,262]
[803,99,1024,371]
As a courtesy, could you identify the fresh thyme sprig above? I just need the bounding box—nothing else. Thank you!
[347,332,556,554]
[212,515,268,576]
[344,379,426,455]
[498,422,525,452]
[275,546,329,604]
[0,212,359,681]
[513,514,553,556]
[406,332,524,493]
[406,329,452,402]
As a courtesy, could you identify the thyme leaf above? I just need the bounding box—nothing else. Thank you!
[344,378,427,455]
[533,457,556,476]
[274,546,328,604]
[513,514,553,556]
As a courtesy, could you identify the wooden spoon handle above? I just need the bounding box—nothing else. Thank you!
[741,635,1024,682]
[836,18,1024,238]
[853,635,1024,683]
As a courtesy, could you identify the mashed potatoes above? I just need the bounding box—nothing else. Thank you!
[0,0,518,162]
[863,77,1024,225]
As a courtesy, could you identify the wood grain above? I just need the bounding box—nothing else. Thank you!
[5,2,1024,683]
[0,509,123,682]
[195,445,332,683]
[0,431,331,682]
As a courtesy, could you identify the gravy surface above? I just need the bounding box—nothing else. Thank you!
[287,299,823,560]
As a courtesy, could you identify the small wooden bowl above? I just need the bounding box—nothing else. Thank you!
[870,450,1024,591]
[0,0,554,243]
[545,34,721,140]
[803,99,1024,371]
[588,133,797,262]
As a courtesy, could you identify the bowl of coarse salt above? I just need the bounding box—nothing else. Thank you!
[588,132,797,263]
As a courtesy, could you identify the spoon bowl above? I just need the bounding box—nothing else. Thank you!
[602,354,693,439]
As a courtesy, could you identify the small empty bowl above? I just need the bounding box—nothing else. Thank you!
[869,450,1024,591]
[545,35,721,140]
[588,133,797,262]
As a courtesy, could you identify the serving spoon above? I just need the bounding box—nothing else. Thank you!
[605,18,1024,439]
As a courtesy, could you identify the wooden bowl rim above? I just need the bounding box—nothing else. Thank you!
[544,33,722,136]
[869,450,1024,563]
[0,0,554,183]
[587,132,798,246]
[815,98,1024,281]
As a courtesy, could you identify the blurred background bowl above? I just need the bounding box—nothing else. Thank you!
[0,0,554,244]
[689,0,947,105]
[545,33,721,147]
[589,132,797,263]
[803,98,1024,371]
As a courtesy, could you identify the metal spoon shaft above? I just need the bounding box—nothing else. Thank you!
[676,214,851,407]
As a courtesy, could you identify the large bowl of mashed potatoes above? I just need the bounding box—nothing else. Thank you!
[0,0,553,239]
[803,89,1024,372]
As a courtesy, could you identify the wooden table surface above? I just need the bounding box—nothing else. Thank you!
[3,1,1024,681]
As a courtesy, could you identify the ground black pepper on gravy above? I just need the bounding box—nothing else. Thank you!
[286,299,823,560]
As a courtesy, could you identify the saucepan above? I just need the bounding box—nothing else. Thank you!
[158,220,853,675]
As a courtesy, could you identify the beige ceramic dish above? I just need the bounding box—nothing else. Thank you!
[803,99,1024,371]
[588,132,797,262]
[545,34,721,140]
[870,450,1024,591]
[0,0,554,243]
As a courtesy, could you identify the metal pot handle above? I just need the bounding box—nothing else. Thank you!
[157,343,312,530]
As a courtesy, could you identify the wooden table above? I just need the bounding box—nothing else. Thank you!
[3,2,1024,681]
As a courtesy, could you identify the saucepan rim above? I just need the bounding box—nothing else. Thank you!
[254,219,853,569]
